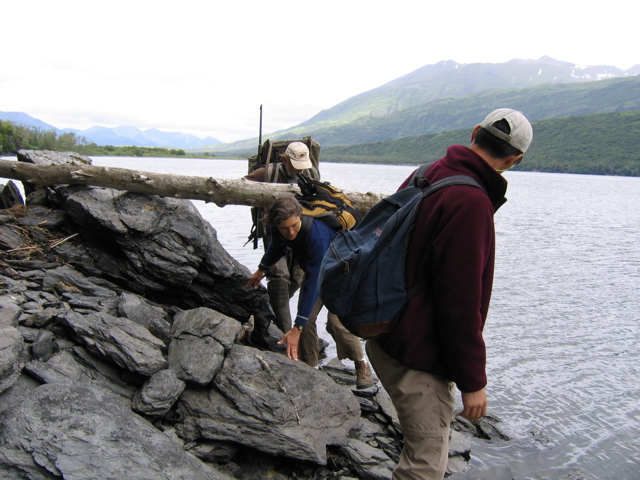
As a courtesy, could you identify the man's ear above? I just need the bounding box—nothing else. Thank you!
[470,125,481,143]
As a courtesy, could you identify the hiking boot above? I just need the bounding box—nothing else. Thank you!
[355,360,374,390]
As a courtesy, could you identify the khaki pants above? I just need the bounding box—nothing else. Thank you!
[366,340,455,480]
[299,298,364,368]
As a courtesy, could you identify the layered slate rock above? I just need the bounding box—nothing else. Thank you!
[61,310,168,376]
[12,149,277,344]
[0,293,22,327]
[118,291,172,344]
[169,307,242,386]
[24,346,137,399]
[176,344,361,464]
[0,383,234,480]
[51,185,275,344]
[340,438,397,479]
[0,325,27,393]
[16,149,91,199]
[16,149,91,166]
[0,180,24,209]
[132,368,187,416]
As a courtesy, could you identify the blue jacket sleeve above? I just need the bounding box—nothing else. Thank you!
[293,220,334,327]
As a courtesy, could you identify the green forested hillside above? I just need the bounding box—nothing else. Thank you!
[205,76,640,154]
[321,110,640,177]
[292,76,640,147]
[292,58,634,132]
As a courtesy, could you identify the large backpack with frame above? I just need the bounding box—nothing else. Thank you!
[247,136,321,182]
[246,136,321,248]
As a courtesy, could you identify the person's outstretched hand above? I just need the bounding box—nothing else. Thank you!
[459,389,487,421]
[246,270,265,288]
[278,327,302,361]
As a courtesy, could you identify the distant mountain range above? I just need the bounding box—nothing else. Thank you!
[4,57,639,154]
[0,112,221,149]
[203,56,640,154]
[297,56,640,132]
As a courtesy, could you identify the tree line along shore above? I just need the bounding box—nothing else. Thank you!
[3,111,640,177]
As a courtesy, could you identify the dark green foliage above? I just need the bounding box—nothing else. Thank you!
[0,121,188,158]
[322,110,640,177]
[0,121,88,154]
[517,110,640,176]
[82,145,187,157]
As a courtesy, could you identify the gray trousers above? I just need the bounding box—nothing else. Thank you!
[299,298,364,368]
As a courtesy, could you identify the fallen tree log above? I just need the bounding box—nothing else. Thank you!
[0,158,385,214]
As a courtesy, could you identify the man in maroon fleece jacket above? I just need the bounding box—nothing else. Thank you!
[366,108,533,480]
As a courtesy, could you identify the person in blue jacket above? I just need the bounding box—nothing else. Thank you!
[247,196,374,389]
[244,142,320,334]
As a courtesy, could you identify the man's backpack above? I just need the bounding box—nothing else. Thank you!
[317,168,484,340]
[247,136,321,178]
[296,173,360,232]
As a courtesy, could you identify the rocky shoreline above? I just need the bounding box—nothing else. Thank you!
[0,151,506,479]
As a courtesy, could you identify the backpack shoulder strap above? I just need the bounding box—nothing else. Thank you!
[298,215,313,241]
[409,164,485,192]
[410,162,435,188]
[423,175,484,195]
[266,163,276,183]
[267,163,288,183]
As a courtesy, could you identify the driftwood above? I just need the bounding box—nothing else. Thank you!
[0,159,385,214]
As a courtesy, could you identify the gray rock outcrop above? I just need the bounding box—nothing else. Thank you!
[169,307,240,385]
[177,344,361,464]
[0,383,233,480]
[62,309,169,376]
[51,184,275,341]
[0,151,503,479]
[0,325,27,393]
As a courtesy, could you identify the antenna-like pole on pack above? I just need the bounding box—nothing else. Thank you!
[251,105,263,250]
[258,104,263,155]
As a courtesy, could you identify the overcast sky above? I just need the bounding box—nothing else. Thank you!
[3,0,637,143]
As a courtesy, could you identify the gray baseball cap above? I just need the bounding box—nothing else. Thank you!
[480,108,533,153]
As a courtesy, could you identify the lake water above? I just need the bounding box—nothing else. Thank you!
[2,155,639,479]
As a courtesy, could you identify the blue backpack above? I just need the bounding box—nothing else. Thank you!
[317,166,484,340]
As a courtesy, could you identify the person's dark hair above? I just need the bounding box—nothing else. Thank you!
[262,196,302,227]
[475,119,523,158]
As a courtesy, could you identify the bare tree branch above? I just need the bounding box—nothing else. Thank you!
[0,159,385,214]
